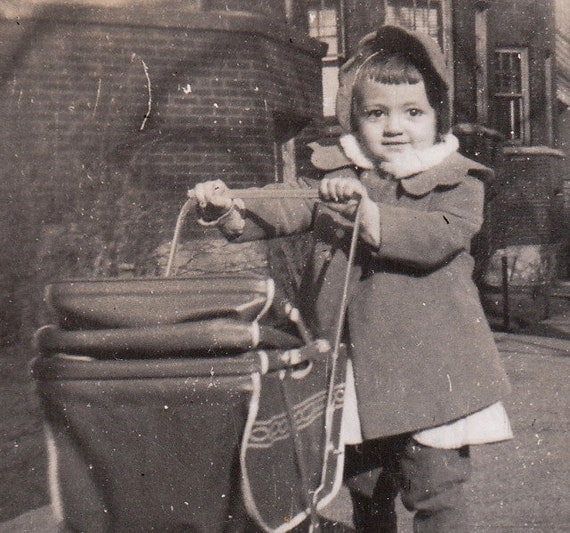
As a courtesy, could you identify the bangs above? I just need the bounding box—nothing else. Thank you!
[356,53,424,86]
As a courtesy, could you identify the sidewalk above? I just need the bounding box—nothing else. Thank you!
[2,291,568,532]
[537,281,570,337]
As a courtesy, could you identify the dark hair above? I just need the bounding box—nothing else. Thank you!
[351,52,449,138]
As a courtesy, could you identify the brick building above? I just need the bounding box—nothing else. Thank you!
[0,0,325,340]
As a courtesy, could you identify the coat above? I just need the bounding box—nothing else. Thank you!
[223,151,511,440]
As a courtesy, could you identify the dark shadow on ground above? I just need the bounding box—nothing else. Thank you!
[488,293,570,342]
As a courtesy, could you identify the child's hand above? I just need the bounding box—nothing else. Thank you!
[319,177,381,248]
[194,179,233,222]
[319,176,368,216]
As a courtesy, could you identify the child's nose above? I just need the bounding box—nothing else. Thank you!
[384,113,403,135]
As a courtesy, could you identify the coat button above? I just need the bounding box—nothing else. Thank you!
[335,228,345,239]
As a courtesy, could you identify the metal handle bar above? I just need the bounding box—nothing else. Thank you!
[186,187,321,200]
[166,188,323,277]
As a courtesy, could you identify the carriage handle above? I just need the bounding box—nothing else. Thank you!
[170,187,362,531]
[165,188,321,278]
[167,187,360,356]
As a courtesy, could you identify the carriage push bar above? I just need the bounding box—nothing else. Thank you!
[187,187,322,200]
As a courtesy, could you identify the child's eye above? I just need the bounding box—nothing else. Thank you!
[408,108,424,117]
[366,109,385,119]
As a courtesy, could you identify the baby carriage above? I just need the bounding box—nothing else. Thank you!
[32,188,362,532]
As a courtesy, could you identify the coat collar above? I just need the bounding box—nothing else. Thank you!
[309,133,489,196]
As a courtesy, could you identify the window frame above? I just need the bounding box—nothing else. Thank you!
[475,4,489,124]
[307,0,346,63]
[307,0,346,116]
[493,47,530,145]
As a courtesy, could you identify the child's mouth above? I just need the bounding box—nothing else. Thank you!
[382,142,408,150]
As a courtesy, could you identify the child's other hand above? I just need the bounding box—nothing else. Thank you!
[319,176,368,217]
[194,179,233,221]
[319,177,381,248]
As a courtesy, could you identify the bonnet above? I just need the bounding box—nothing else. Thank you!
[335,25,451,135]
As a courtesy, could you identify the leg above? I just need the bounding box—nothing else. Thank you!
[399,441,472,533]
[344,436,407,532]
[349,488,397,533]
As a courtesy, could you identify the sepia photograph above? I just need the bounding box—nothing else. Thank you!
[0,0,568,531]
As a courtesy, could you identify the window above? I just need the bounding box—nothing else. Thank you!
[307,0,345,116]
[493,48,530,144]
[308,2,343,59]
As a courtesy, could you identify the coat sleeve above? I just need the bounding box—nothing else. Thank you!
[217,180,317,241]
[372,176,484,269]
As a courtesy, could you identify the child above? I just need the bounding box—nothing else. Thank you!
[194,25,513,532]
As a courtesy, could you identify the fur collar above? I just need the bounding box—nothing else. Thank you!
[339,133,460,178]
[308,132,493,197]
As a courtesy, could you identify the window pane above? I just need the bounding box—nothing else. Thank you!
[493,48,528,143]
[494,51,522,93]
[494,97,523,141]
[510,53,522,92]
[308,9,319,32]
[322,64,339,116]
[323,36,338,57]
[319,9,336,29]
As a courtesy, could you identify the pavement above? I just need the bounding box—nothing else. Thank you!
[1,285,568,532]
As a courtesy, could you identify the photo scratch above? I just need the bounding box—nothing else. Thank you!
[138,56,152,130]
[93,78,101,118]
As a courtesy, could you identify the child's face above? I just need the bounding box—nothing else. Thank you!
[355,79,437,162]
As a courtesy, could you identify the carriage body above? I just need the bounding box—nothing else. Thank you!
[32,275,347,532]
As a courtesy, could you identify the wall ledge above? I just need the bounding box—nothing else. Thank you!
[7,6,327,58]
[504,146,566,158]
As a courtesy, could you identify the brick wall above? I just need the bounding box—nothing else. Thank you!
[493,149,566,247]
[0,6,325,340]
[1,9,323,195]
